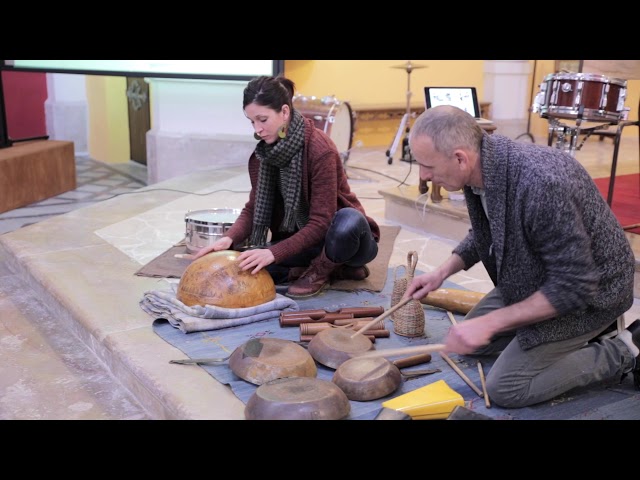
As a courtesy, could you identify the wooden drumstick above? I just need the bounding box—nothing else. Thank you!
[351,297,411,338]
[440,352,484,398]
[478,361,491,408]
[446,310,458,325]
[354,343,446,359]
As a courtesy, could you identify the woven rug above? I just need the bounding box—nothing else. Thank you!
[593,173,640,234]
[152,268,640,420]
[136,225,401,293]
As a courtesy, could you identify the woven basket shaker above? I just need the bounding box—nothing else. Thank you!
[390,251,426,337]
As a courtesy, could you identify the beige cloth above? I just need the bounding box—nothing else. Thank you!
[140,290,299,333]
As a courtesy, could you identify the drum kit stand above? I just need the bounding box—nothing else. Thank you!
[532,71,629,157]
[545,115,609,155]
[386,61,427,165]
[515,60,538,143]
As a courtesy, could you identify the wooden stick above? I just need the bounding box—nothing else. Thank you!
[392,352,433,369]
[300,334,376,343]
[353,343,446,359]
[446,310,458,325]
[440,352,484,398]
[477,361,491,408]
[333,318,381,328]
[351,297,412,338]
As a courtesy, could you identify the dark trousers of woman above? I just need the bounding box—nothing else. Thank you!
[266,207,378,284]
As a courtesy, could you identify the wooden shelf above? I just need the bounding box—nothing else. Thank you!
[351,102,492,122]
[0,140,76,214]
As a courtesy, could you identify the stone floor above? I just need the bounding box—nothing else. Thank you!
[0,157,150,420]
[0,156,147,236]
[1,130,639,420]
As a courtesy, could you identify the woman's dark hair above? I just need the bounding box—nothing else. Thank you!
[243,75,295,112]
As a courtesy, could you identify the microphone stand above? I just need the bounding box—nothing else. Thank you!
[516,60,537,143]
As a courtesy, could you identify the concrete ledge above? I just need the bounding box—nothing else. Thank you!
[146,131,257,184]
[379,185,470,242]
[0,169,249,419]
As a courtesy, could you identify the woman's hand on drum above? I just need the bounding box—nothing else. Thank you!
[237,248,275,274]
[189,236,234,260]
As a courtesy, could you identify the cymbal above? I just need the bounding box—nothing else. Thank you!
[391,61,428,71]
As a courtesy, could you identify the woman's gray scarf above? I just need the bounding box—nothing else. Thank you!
[250,109,306,247]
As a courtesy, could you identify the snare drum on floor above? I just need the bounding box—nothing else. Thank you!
[293,94,355,160]
[532,72,628,122]
[184,208,242,253]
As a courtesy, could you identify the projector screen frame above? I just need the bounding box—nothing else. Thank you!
[0,60,285,148]
[0,60,285,81]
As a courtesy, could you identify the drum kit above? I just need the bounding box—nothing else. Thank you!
[531,72,630,155]
[292,93,355,164]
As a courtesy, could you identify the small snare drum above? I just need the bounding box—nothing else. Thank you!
[534,72,628,122]
[184,208,241,253]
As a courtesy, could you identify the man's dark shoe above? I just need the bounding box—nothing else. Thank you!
[627,319,640,389]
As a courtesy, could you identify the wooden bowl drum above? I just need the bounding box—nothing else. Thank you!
[245,377,351,420]
[177,250,276,308]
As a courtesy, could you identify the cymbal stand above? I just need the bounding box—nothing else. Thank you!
[516,60,538,143]
[386,62,418,165]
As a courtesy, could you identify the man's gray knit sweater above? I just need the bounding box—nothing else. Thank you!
[453,134,635,350]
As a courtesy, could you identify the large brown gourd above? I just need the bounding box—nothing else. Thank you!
[177,250,276,308]
[420,288,486,314]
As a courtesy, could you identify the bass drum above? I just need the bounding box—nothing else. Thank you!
[293,94,355,161]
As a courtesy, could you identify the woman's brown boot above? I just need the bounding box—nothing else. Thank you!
[286,249,341,298]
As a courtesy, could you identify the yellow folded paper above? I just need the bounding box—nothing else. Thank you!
[381,379,465,420]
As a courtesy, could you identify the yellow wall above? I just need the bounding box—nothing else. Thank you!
[85,76,130,163]
[83,60,639,158]
[285,60,639,146]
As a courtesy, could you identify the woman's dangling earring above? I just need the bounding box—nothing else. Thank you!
[277,124,287,139]
[254,132,261,141]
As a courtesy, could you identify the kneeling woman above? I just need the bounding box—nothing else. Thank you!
[192,75,380,298]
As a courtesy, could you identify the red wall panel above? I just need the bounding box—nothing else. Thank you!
[2,71,47,140]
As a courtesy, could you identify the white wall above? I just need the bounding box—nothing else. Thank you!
[483,60,531,139]
[146,78,258,184]
[45,73,89,155]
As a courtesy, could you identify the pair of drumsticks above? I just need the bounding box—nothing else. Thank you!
[350,299,491,408]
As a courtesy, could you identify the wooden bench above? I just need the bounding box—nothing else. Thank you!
[0,140,76,214]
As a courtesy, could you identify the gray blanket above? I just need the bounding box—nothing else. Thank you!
[140,290,299,333]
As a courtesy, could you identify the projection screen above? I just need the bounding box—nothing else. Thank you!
[1,60,283,81]
[0,60,284,147]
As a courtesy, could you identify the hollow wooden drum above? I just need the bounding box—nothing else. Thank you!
[177,250,276,308]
